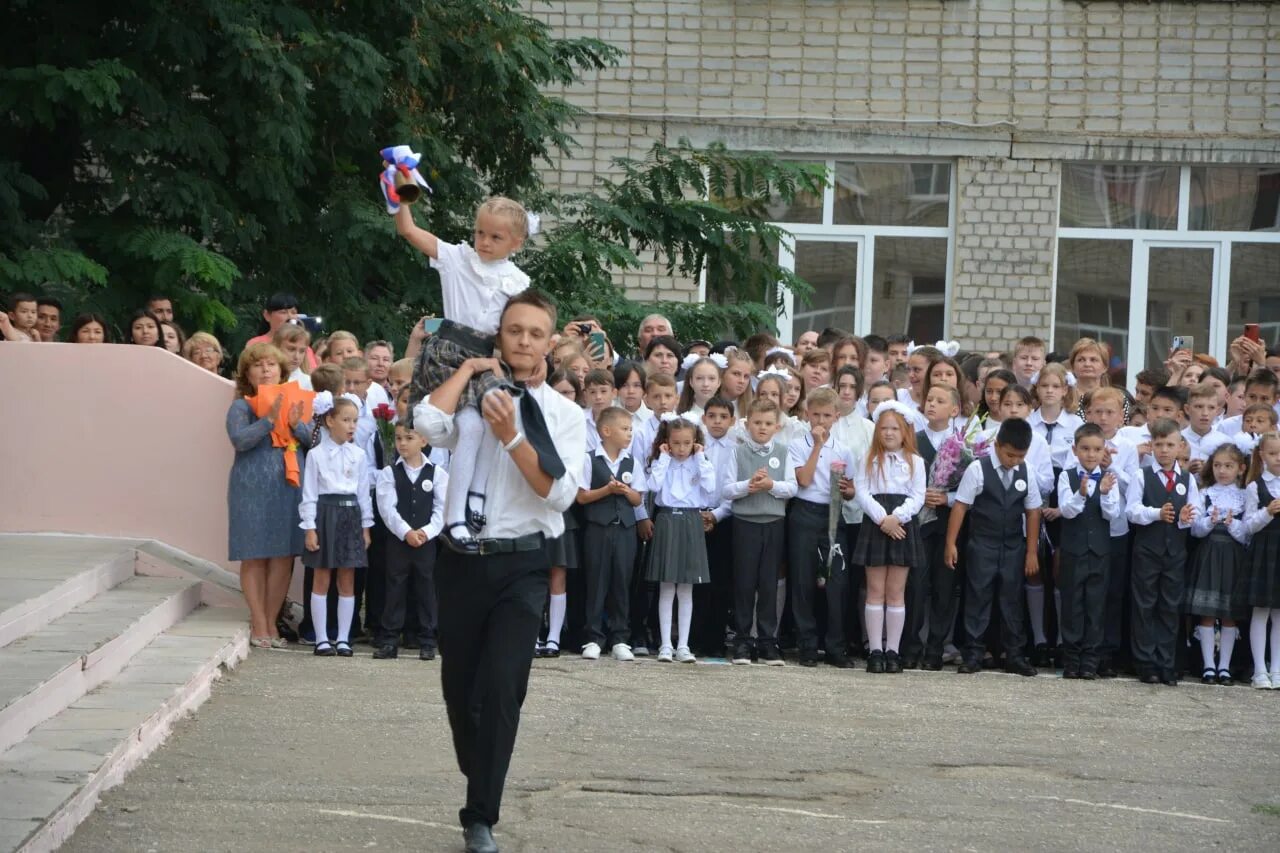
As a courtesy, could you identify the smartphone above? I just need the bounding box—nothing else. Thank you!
[288,314,323,335]
[1245,323,1261,343]
[1170,335,1194,355]
[422,317,443,334]
[588,330,607,355]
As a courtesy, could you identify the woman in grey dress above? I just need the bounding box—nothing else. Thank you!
[227,342,313,648]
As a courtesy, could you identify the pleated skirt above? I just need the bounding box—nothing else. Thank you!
[645,508,709,584]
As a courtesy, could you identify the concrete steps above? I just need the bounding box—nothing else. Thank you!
[0,535,249,852]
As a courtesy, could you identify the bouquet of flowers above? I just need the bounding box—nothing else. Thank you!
[919,415,989,525]
[819,460,848,588]
[372,403,396,462]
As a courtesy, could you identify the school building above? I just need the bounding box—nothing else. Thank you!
[534,0,1280,384]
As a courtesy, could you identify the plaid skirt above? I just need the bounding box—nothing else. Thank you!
[851,494,925,568]
[409,320,510,415]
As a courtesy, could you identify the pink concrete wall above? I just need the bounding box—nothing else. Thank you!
[1,343,239,572]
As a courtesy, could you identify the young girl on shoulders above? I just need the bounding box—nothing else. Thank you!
[678,355,725,420]
[1187,443,1251,685]
[645,414,718,663]
[300,393,374,657]
[1243,432,1280,688]
[852,402,927,673]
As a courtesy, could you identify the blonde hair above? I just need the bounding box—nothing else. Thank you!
[182,331,223,364]
[477,195,531,238]
[1068,338,1111,386]
[1247,432,1280,485]
[326,330,360,359]
[271,323,310,347]
[309,363,344,395]
[1033,362,1079,412]
[389,357,413,380]
[234,342,287,398]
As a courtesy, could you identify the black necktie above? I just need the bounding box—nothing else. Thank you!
[512,381,567,479]
[1044,422,1056,446]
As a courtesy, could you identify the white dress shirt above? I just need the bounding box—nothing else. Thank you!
[584,408,600,454]
[648,451,718,508]
[376,457,448,542]
[853,451,927,524]
[787,431,858,504]
[1182,425,1230,462]
[1216,415,1242,437]
[1191,483,1250,544]
[1244,473,1280,535]
[1028,409,1084,471]
[954,458,1044,510]
[1056,466,1122,522]
[414,381,585,538]
[974,420,1055,498]
[299,434,374,529]
[919,425,960,508]
[722,439,799,501]
[1124,462,1199,529]
[431,241,529,335]
[629,413,662,473]
[288,368,313,391]
[702,431,739,522]
[580,445,648,522]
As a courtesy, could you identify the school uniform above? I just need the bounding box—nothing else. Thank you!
[580,447,647,649]
[630,413,661,465]
[698,431,738,653]
[1125,463,1198,680]
[851,453,926,567]
[786,432,857,661]
[1182,426,1231,463]
[954,455,1042,667]
[1098,433,1140,669]
[645,451,717,584]
[1057,465,1121,674]
[375,456,448,650]
[723,438,797,653]
[1243,473,1280,609]
[832,414,873,653]
[1187,484,1249,620]
[1028,410,1084,474]
[298,433,374,569]
[915,426,959,664]
[976,420,1056,498]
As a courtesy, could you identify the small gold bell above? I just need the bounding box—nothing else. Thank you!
[393,170,422,205]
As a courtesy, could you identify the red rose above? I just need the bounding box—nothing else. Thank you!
[373,403,395,422]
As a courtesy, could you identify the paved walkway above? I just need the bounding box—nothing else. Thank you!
[64,648,1280,852]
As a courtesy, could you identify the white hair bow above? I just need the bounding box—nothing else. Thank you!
[1028,371,1041,387]
[526,212,542,237]
[659,411,681,424]
[765,346,795,364]
[1234,433,1260,456]
[933,340,960,358]
[757,365,791,381]
[708,352,728,369]
[341,392,363,409]
[312,391,335,417]
[1065,371,1078,388]
[681,353,701,372]
[873,399,927,430]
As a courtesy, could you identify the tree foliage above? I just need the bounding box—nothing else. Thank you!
[1,0,821,353]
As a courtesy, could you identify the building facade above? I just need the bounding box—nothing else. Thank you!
[534,0,1280,383]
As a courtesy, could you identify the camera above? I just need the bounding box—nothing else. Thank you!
[288,314,324,335]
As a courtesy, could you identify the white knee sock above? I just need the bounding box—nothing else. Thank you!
[1218,626,1238,673]
[1271,610,1280,675]
[1198,625,1217,671]
[311,593,329,645]
[1251,609,1269,676]
[1025,583,1046,645]
[336,595,355,644]
[658,583,675,649]
[885,606,906,653]
[676,584,693,649]
[775,579,786,636]
[547,593,567,646]
[1053,588,1062,645]
[865,605,885,653]
[446,409,484,529]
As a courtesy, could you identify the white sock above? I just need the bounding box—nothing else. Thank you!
[1199,624,1217,671]
[1025,583,1046,645]
[1251,609,1269,676]
[865,604,885,653]
[1053,588,1062,644]
[547,593,567,646]
[1271,610,1280,675]
[774,579,786,637]
[311,593,329,645]
[1218,625,1238,673]
[658,583,675,649]
[446,409,484,530]
[885,606,906,653]
[676,584,693,649]
[336,595,355,644]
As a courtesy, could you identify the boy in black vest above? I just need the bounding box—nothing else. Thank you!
[916,383,961,671]
[578,406,647,662]
[1056,424,1122,679]
[373,423,448,660]
[723,399,797,665]
[1124,417,1199,685]
[944,418,1041,676]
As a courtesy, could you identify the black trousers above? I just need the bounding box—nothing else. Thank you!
[582,523,637,648]
[1130,547,1186,675]
[924,513,959,659]
[365,514,388,639]
[436,544,547,828]
[732,518,783,645]
[1100,534,1131,664]
[693,517,735,653]
[1059,549,1108,671]
[963,540,1027,663]
[788,500,846,653]
[379,536,438,648]
[901,522,935,660]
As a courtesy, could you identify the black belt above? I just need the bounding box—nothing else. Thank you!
[476,532,545,556]
[654,506,710,516]
[794,499,830,512]
[318,493,358,507]
[437,318,496,353]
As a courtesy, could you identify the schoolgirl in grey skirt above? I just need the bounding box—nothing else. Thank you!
[644,414,717,663]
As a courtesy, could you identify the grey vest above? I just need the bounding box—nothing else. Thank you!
[1132,467,1190,556]
[582,454,637,528]
[731,441,790,524]
[1060,469,1111,557]
[968,456,1028,549]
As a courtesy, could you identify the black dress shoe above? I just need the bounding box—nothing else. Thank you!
[921,655,943,671]
[463,822,499,853]
[899,654,920,670]
[443,524,481,554]
[1096,658,1117,678]
[1079,668,1098,680]
[1006,657,1037,677]
[465,491,489,534]
[1032,643,1051,667]
[866,650,886,673]
[798,648,819,667]
[826,652,854,669]
[1217,670,1234,686]
[1140,672,1160,684]
[1062,666,1081,679]
[884,650,903,674]
[419,646,437,661]
[957,660,980,674]
[1201,668,1217,684]
[314,642,336,657]
[372,644,398,660]
[335,641,354,657]
[1161,671,1179,686]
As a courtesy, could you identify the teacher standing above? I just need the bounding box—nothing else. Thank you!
[414,291,585,853]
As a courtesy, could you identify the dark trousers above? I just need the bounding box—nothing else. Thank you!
[1059,549,1108,671]
[788,500,845,653]
[365,514,388,637]
[436,545,547,828]
[732,518,783,646]
[1130,547,1186,675]
[901,523,935,660]
[582,522,637,648]
[963,540,1027,663]
[1100,534,1131,664]
[694,517,735,653]
[379,536,438,648]
[924,516,959,659]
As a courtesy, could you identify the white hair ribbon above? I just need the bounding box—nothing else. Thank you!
[1065,371,1078,388]
[708,353,728,369]
[765,346,795,362]
[873,399,927,430]
[905,340,919,355]
[757,365,791,381]
[1234,433,1261,456]
[681,353,701,372]
[1028,371,1041,387]
[341,392,363,410]
[659,411,681,423]
[311,391,334,417]
[934,340,960,358]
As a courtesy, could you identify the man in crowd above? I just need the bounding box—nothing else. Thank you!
[147,295,174,323]
[36,298,62,342]
[636,313,673,355]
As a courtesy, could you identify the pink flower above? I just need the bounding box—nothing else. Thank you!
[830,461,847,475]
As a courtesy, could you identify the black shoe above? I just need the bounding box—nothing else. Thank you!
[866,650,886,673]
[1062,666,1081,680]
[826,651,854,669]
[1217,670,1234,686]
[1161,671,1179,686]
[899,654,920,670]
[1096,658,1117,678]
[419,646,437,661]
[798,648,819,667]
[443,524,480,554]
[759,644,784,665]
[314,641,336,657]
[884,650,903,674]
[1032,643,1051,667]
[542,641,560,659]
[463,822,499,853]
[1140,672,1159,684]
[1201,668,1217,684]
[465,491,488,534]
[1006,657,1037,677]
[921,655,943,671]
[372,644,398,659]
[1079,668,1098,680]
[335,641,353,657]
[957,659,980,674]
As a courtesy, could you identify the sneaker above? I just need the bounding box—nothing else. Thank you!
[1272,672,1280,689]
[675,646,697,663]
[611,643,635,662]
[581,642,601,660]
[632,645,650,657]
[731,644,752,665]
[941,645,959,665]
[1252,673,1272,689]
[657,645,674,662]
[760,644,785,666]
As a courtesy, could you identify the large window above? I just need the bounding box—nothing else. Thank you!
[762,159,954,343]
[1055,165,1280,380]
